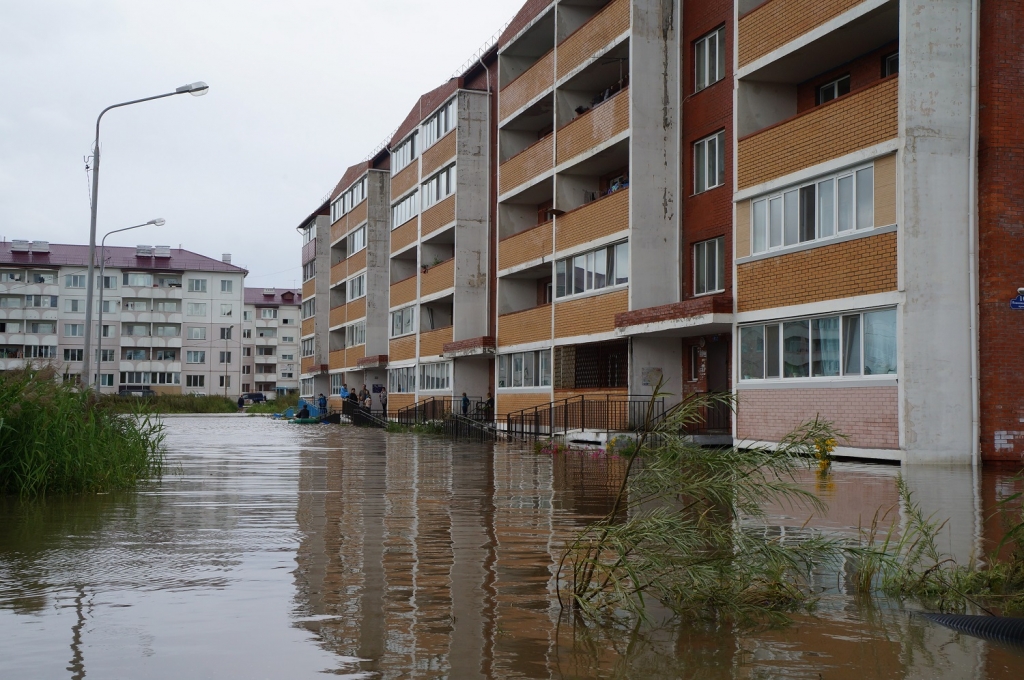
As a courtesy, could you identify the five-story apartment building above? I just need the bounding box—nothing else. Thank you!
[242,287,302,396]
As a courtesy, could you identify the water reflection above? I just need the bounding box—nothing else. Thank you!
[0,418,1021,678]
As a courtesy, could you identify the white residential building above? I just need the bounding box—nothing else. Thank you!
[242,287,302,397]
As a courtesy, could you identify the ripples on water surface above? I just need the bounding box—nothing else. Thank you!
[0,417,1021,678]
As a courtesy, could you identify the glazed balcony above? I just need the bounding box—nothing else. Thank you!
[301,357,319,374]
[739,0,868,69]
[390,275,418,308]
[498,305,552,348]
[421,258,454,297]
[345,344,366,367]
[555,87,629,166]
[499,221,553,272]
[419,326,453,358]
[347,248,367,276]
[391,163,418,199]
[555,187,629,252]
[389,334,416,362]
[422,131,456,177]
[737,76,898,190]
[499,50,555,122]
[556,0,630,80]
[499,134,553,196]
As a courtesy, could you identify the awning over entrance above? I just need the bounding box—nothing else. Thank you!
[614,296,733,338]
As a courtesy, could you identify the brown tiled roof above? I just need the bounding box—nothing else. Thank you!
[244,287,302,306]
[0,242,247,273]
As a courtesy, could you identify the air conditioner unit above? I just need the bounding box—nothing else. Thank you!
[10,240,30,252]
[136,245,154,257]
[30,241,49,253]
[262,288,275,296]
[154,246,171,258]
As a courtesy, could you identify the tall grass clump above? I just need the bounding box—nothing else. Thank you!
[246,392,300,415]
[97,393,237,414]
[558,386,845,626]
[0,368,165,496]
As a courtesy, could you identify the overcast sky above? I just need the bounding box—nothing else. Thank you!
[0,0,523,288]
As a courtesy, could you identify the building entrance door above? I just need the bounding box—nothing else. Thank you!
[705,338,730,433]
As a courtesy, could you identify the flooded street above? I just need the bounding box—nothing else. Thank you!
[1,417,1022,678]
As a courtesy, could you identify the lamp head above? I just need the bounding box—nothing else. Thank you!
[149,219,166,226]
[176,81,210,97]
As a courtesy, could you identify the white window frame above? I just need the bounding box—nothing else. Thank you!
[186,351,206,364]
[497,350,552,389]
[65,274,86,289]
[392,191,419,230]
[187,302,207,317]
[694,130,725,194]
[388,366,416,394]
[344,320,366,348]
[695,26,726,93]
[554,241,629,299]
[347,274,366,302]
[817,74,851,105]
[187,278,207,293]
[348,226,367,255]
[422,98,456,149]
[419,362,452,392]
[392,132,418,174]
[220,279,233,293]
[421,164,456,210]
[220,304,233,317]
[390,306,416,338]
[693,236,726,296]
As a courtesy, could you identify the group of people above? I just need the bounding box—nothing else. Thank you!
[331,383,388,414]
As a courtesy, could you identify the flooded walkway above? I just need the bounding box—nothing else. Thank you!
[0,417,1021,678]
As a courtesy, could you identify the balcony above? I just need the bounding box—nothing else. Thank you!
[302,279,315,299]
[391,162,418,199]
[421,258,454,297]
[500,50,555,122]
[556,88,629,166]
[301,318,315,337]
[392,218,418,254]
[554,289,629,338]
[347,297,366,321]
[556,0,630,80]
[737,76,897,190]
[329,350,345,371]
[739,0,867,69]
[499,134,553,196]
[555,187,629,252]
[419,326,453,358]
[391,275,418,308]
[301,357,318,374]
[347,248,367,275]
[346,344,366,367]
[330,260,347,287]
[390,335,416,362]
[422,131,456,177]
[421,195,456,239]
[498,305,552,348]
[329,305,346,329]
[499,221,553,272]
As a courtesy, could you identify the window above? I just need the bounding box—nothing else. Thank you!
[24,345,58,359]
[25,295,58,308]
[99,300,115,313]
[29,322,56,334]
[243,347,253,357]
[123,273,153,287]
[695,26,726,92]
[303,261,316,282]
[63,349,84,362]
[281,372,294,379]
[64,323,84,337]
[817,75,851,105]
[220,304,233,317]
[220,376,231,389]
[123,349,148,361]
[280,353,295,361]
[100,374,114,387]
[302,224,316,245]
[419,362,451,391]
[218,280,232,293]
[65,299,84,313]
[242,329,252,339]
[694,131,726,194]
[301,338,315,357]
[347,274,366,302]
[187,351,206,364]
[30,272,57,284]
[242,365,252,375]
[219,351,232,364]
[155,350,176,361]
[0,296,21,308]
[392,133,418,174]
[65,274,86,288]
[750,164,874,255]
[257,346,275,356]
[124,324,151,337]
[186,375,205,388]
[156,276,181,288]
[257,328,276,338]
[0,322,19,333]
[220,327,233,340]
[98,349,115,362]
[883,52,899,77]
[422,164,456,210]
[98,275,117,290]
[100,325,114,338]
[120,372,150,385]
[281,317,294,325]
[261,308,278,320]
[188,279,208,293]
[282,336,295,343]
[301,378,315,396]
[740,308,897,381]
[348,226,366,254]
[243,310,253,322]
[188,326,207,340]
[497,350,552,389]
[187,303,207,317]
[155,301,179,312]
[694,237,726,295]
[423,98,456,148]
[390,307,415,338]
[123,300,148,311]
[301,298,316,320]
[331,177,368,222]
[555,242,629,298]
[344,321,366,348]
[0,271,24,282]
[155,325,179,337]
[392,191,419,229]
[388,366,416,393]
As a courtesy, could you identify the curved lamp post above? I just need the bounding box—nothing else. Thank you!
[83,82,209,389]
[95,219,165,392]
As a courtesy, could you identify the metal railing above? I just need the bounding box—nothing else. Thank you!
[506,394,666,441]
[679,393,732,436]
[341,400,388,429]
[396,396,485,427]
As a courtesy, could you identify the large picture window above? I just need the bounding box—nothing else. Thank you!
[750,165,874,255]
[555,242,629,299]
[419,362,451,392]
[348,226,366,254]
[422,164,456,210]
[390,307,415,338]
[694,131,725,194]
[388,366,416,394]
[498,350,552,389]
[330,177,367,222]
[695,26,726,92]
[694,236,725,295]
[344,320,366,348]
[740,308,897,381]
[423,98,456,148]
[392,191,419,229]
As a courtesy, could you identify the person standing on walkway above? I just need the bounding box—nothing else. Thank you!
[318,393,328,414]
[484,392,495,423]
[237,395,245,411]
[461,392,470,416]
[379,386,388,416]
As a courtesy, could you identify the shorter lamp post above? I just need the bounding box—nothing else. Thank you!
[94,219,165,391]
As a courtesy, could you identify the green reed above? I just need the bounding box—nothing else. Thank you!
[97,393,238,414]
[0,368,165,497]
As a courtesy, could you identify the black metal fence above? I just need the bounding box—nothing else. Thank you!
[396,396,485,427]
[506,394,665,441]
[342,400,388,429]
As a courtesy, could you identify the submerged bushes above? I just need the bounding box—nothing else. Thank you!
[97,393,237,414]
[0,368,165,496]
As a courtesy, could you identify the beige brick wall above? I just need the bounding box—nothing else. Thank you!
[500,50,555,121]
[738,77,898,190]
[421,195,456,238]
[301,357,318,374]
[554,289,628,338]
[391,163,418,199]
[874,153,896,226]
[422,131,456,178]
[421,258,454,296]
[329,350,345,371]
[331,218,346,245]
[419,326,453,358]
[302,279,315,299]
[391,218,418,254]
[497,391,553,418]
[498,305,552,347]
[390,335,416,362]
[330,261,346,287]
[347,297,366,322]
[738,0,865,68]
[556,88,629,165]
[557,0,630,79]
[737,386,899,449]
[499,222,553,271]
[556,187,629,252]
[348,200,367,230]
[301,318,315,338]
[345,344,365,368]
[737,231,897,312]
[329,305,346,329]
[736,199,751,259]
[390,276,417,308]
[347,249,367,276]
[499,134,553,195]
[387,392,417,417]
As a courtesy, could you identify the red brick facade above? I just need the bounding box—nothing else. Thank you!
[979,0,1024,461]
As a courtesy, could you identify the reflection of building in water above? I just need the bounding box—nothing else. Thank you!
[550,450,628,520]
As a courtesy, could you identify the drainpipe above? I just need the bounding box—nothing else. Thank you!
[968,0,981,468]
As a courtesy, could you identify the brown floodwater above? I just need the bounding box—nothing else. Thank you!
[0,417,1022,678]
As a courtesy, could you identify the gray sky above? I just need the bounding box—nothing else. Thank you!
[0,0,523,288]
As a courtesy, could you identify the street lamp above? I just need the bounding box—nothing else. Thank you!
[82,82,209,390]
[95,219,165,392]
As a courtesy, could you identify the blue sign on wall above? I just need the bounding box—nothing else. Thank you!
[1011,296,1024,311]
